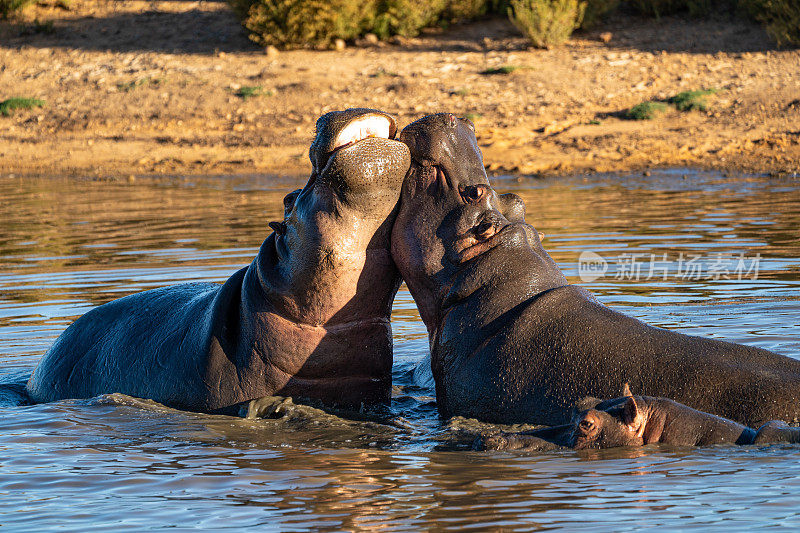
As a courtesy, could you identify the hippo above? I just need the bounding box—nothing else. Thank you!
[477,384,800,451]
[391,112,800,427]
[27,108,411,413]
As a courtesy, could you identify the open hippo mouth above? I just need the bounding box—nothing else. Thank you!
[319,113,398,171]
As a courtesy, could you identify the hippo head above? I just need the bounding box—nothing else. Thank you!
[261,108,411,325]
[391,113,565,331]
[570,386,647,449]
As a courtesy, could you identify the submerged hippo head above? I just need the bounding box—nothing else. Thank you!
[261,108,411,325]
[391,113,564,331]
[570,397,646,449]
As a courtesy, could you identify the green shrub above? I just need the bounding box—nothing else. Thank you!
[370,0,447,39]
[229,0,457,46]
[229,0,376,48]
[668,89,717,111]
[1,0,34,19]
[741,0,800,46]
[0,97,45,116]
[626,101,668,120]
[508,0,586,48]
[480,65,521,74]
[581,0,619,28]
[443,0,491,21]
[235,85,273,99]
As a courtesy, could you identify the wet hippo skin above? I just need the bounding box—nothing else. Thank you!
[27,108,411,413]
[391,113,800,427]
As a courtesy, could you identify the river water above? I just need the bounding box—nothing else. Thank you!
[1,169,799,530]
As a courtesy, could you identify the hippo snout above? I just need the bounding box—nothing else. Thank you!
[449,211,522,264]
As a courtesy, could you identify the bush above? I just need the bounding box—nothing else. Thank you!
[0,97,45,116]
[741,0,800,46]
[230,0,456,46]
[481,65,522,73]
[626,101,668,120]
[508,0,586,48]
[668,89,717,111]
[443,0,492,21]
[581,0,619,28]
[229,0,376,48]
[1,0,34,19]
[370,0,447,39]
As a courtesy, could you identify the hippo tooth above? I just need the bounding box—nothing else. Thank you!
[332,115,393,151]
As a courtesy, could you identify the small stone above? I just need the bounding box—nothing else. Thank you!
[265,45,279,58]
[364,33,379,45]
[334,39,346,51]
[599,32,612,43]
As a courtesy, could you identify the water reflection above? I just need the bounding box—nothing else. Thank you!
[1,170,800,529]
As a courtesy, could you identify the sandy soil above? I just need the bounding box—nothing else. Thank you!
[1,0,799,179]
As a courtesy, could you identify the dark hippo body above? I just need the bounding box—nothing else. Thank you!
[27,109,411,413]
[478,384,800,451]
[392,113,800,427]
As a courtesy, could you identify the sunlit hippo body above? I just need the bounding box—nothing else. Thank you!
[391,113,800,427]
[27,108,411,413]
[478,384,800,451]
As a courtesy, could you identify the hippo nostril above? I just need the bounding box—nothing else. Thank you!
[474,221,495,239]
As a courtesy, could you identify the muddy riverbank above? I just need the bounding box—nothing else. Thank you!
[1,1,799,178]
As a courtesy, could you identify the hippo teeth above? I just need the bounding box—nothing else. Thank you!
[331,114,395,152]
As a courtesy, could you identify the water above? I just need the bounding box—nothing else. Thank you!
[1,170,799,530]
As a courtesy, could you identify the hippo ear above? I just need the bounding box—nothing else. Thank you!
[622,382,633,397]
[622,395,645,436]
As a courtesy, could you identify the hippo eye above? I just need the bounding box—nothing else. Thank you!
[459,184,488,205]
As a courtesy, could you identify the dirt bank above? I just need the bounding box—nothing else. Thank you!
[1,1,799,178]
